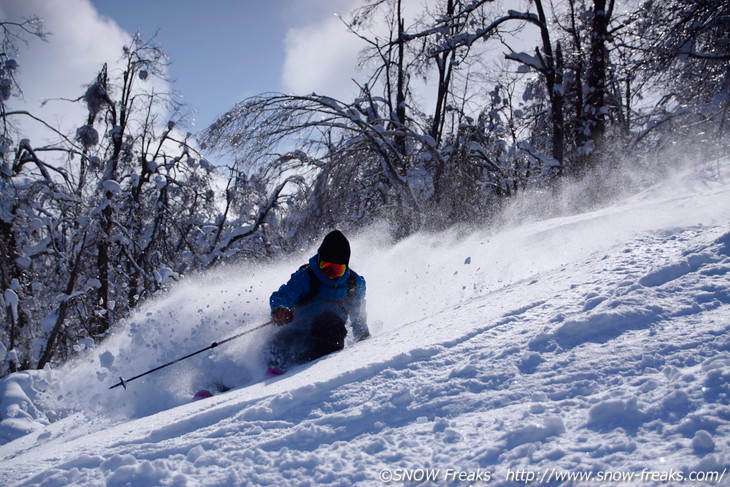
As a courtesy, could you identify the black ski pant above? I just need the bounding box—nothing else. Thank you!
[267,312,347,369]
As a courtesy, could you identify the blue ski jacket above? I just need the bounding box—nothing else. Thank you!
[270,255,369,339]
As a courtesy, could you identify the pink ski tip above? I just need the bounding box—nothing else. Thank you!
[265,367,285,377]
[193,390,213,400]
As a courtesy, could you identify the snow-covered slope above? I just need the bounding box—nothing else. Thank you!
[0,159,729,486]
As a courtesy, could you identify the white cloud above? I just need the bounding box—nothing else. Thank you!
[0,0,144,144]
[279,0,442,108]
[281,1,364,101]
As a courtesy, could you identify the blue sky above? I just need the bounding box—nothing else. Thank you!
[4,0,512,143]
[89,0,291,128]
[2,0,364,137]
[3,0,541,144]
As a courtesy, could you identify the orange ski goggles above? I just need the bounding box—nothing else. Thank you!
[319,261,347,278]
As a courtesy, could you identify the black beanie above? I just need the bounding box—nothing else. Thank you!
[318,230,351,265]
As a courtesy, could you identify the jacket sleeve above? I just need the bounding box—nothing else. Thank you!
[270,268,311,312]
[349,273,369,339]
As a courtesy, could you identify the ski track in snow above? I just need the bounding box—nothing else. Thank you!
[0,159,729,486]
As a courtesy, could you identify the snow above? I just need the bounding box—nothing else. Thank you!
[1,158,730,485]
[101,180,123,193]
[2,290,19,324]
[505,51,545,72]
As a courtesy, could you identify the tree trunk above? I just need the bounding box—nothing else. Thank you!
[394,0,408,157]
[37,245,83,370]
[430,0,456,145]
[584,0,613,160]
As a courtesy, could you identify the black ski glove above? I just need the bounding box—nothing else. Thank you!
[272,307,294,325]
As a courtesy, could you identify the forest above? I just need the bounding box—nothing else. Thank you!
[0,0,728,376]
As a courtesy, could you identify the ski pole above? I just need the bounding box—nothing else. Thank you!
[109,320,273,390]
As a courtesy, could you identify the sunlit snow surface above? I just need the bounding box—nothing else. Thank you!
[0,159,729,486]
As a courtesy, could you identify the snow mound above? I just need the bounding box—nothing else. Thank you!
[0,157,729,486]
[0,372,49,444]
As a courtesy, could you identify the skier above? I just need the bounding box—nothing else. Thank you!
[265,230,369,376]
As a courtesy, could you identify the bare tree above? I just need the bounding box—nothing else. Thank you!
[0,17,48,371]
[633,0,730,139]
